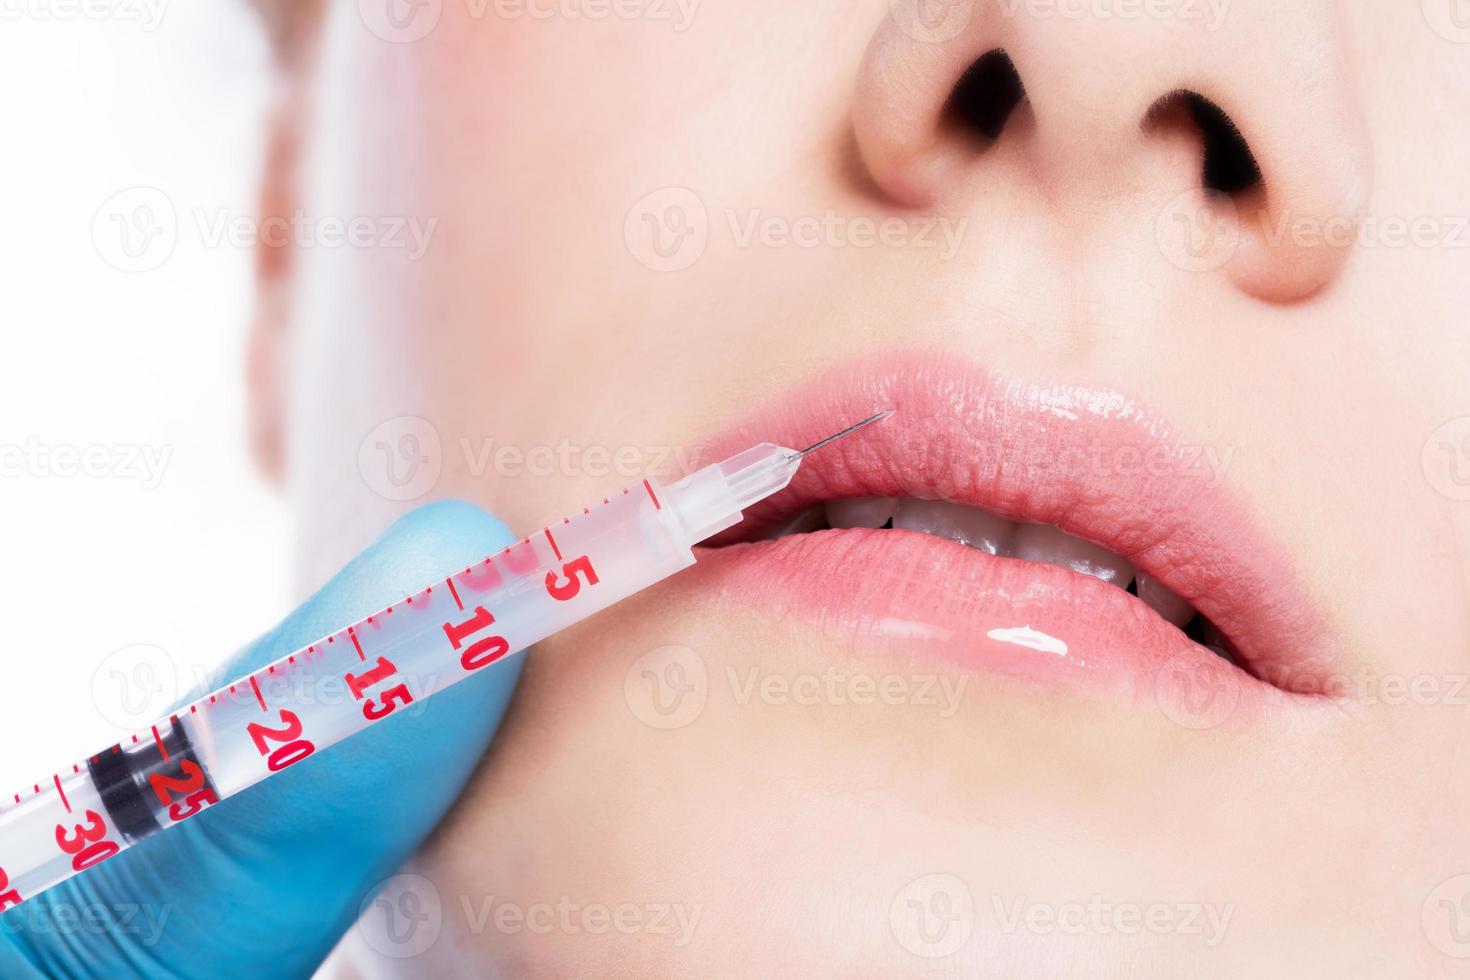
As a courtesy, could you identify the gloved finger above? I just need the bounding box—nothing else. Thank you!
[2,500,522,979]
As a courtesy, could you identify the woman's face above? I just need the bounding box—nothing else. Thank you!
[258,0,1470,973]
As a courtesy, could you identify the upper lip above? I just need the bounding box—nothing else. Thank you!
[695,351,1339,696]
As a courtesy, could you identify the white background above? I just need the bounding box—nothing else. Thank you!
[0,3,289,791]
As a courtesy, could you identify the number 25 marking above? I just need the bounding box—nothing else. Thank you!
[148,759,218,822]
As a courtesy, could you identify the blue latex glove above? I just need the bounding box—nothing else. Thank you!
[0,501,522,978]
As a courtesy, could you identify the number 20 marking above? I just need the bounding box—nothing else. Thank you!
[247,709,316,772]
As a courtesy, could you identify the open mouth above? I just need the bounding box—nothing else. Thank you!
[688,351,1340,704]
[754,496,1237,663]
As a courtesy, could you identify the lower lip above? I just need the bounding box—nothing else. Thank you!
[691,528,1279,723]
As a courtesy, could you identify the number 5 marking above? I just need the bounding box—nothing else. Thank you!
[546,555,599,602]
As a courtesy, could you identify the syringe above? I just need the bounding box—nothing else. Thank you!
[0,413,891,909]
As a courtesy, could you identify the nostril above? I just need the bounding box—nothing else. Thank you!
[1145,90,1263,196]
[944,49,1026,144]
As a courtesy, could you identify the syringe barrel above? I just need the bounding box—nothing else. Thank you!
[0,472,726,909]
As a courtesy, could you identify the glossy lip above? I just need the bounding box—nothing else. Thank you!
[686,351,1341,703]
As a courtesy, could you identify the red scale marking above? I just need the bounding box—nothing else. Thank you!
[249,676,267,712]
[53,774,70,813]
[349,628,366,662]
[643,479,662,510]
[545,527,563,562]
[446,577,463,611]
[152,725,169,762]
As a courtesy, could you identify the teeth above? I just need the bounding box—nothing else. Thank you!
[891,499,1014,555]
[826,497,897,530]
[762,506,824,540]
[785,499,1205,636]
[1136,572,1195,627]
[1011,523,1135,587]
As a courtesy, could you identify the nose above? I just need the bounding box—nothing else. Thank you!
[852,0,1372,303]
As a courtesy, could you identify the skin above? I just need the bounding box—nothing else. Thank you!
[250,1,1470,975]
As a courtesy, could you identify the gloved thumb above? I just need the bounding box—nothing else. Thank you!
[1,500,522,979]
